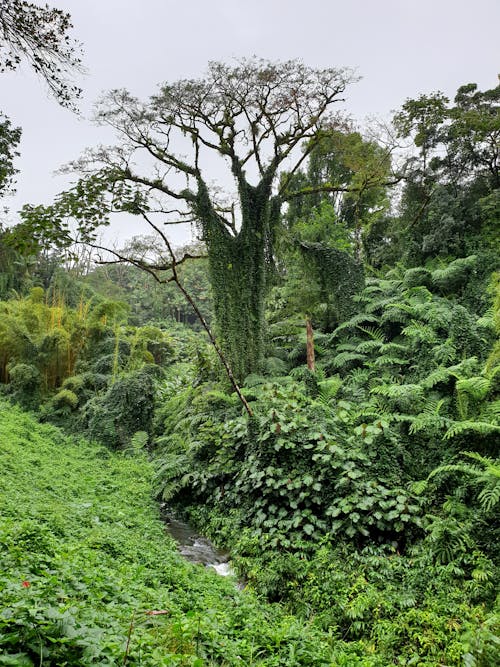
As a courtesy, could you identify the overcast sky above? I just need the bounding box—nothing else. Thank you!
[2,0,499,244]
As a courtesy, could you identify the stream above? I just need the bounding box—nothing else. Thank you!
[161,504,235,578]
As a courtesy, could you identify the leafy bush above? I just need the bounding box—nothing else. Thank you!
[83,368,157,448]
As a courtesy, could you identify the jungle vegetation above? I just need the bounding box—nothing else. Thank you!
[0,48,499,666]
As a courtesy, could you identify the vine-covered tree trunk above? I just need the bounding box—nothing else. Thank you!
[201,181,277,381]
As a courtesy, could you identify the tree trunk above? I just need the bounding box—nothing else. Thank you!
[306,317,315,372]
[202,182,277,383]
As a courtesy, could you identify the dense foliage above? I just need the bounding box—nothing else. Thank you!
[2,403,370,666]
[1,72,499,664]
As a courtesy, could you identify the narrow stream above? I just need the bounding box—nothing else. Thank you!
[161,504,235,578]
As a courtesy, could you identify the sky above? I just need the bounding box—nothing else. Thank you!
[1,0,499,245]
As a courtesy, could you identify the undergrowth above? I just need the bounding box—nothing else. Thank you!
[0,401,377,666]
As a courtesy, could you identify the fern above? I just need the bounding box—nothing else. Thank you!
[356,325,386,342]
[332,313,379,335]
[380,307,412,325]
[364,296,400,313]
[356,339,384,354]
[476,307,495,331]
[372,355,410,367]
[431,341,458,365]
[478,485,500,512]
[429,452,500,512]
[421,366,455,389]
[403,398,450,433]
[426,513,472,564]
[336,342,359,352]
[371,383,424,399]
[444,420,500,440]
[402,321,438,344]
[479,399,500,421]
[456,376,492,402]
[331,352,366,368]
[153,452,193,501]
[381,342,408,354]
[431,255,477,292]
[317,376,343,405]
[124,430,149,456]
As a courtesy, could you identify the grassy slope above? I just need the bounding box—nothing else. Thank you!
[0,401,369,667]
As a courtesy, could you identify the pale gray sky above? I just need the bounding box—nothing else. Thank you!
[1,0,499,244]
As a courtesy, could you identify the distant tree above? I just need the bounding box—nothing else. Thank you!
[284,128,392,259]
[0,0,82,105]
[392,82,500,263]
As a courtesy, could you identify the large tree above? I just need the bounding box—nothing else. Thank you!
[22,59,394,382]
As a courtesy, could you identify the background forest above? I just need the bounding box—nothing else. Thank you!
[0,8,499,662]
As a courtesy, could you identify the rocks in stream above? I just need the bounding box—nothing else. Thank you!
[160,505,234,577]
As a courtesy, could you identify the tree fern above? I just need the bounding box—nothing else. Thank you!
[431,255,477,292]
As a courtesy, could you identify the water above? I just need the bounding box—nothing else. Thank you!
[161,505,235,578]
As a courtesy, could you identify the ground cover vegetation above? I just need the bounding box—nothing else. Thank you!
[0,38,499,666]
[2,403,367,666]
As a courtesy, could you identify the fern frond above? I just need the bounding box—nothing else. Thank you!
[476,307,495,331]
[380,308,412,324]
[317,376,343,405]
[456,376,491,401]
[431,255,477,292]
[479,400,500,421]
[372,355,410,367]
[371,383,424,399]
[444,421,500,440]
[462,452,500,478]
[332,313,379,335]
[336,342,359,352]
[331,352,366,368]
[477,485,500,511]
[356,339,384,354]
[402,321,438,344]
[429,451,500,511]
[356,325,386,342]
[365,296,399,313]
[381,342,408,354]
[421,367,454,389]
[432,341,458,365]
[346,367,371,386]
